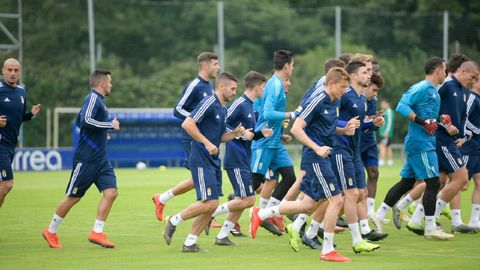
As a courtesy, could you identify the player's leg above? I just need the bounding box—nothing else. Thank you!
[182,200,219,252]
[153,140,194,221]
[0,180,13,208]
[378,139,386,166]
[386,138,394,166]
[362,144,380,216]
[469,172,480,228]
[0,155,15,207]
[321,194,351,262]
[283,169,306,201]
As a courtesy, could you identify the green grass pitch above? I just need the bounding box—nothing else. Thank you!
[1,165,479,270]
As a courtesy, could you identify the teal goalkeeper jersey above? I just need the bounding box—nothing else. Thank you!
[252,74,286,149]
[396,80,440,154]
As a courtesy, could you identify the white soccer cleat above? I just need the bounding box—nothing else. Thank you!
[424,227,454,240]
[369,213,384,233]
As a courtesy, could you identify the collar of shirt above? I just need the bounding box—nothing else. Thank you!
[91,89,105,99]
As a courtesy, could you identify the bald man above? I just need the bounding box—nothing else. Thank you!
[434,61,479,234]
[0,58,41,207]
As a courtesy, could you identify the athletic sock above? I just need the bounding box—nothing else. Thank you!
[292,214,308,232]
[170,213,184,226]
[267,197,281,208]
[410,204,424,225]
[259,197,269,209]
[212,203,230,218]
[359,219,371,234]
[217,220,235,239]
[425,216,436,231]
[367,198,375,216]
[184,234,198,246]
[348,223,362,245]
[469,204,480,226]
[322,232,335,254]
[258,206,279,220]
[397,195,413,211]
[451,209,463,226]
[305,220,321,239]
[376,202,391,221]
[93,219,105,233]
[159,190,174,204]
[434,199,448,217]
[48,213,64,233]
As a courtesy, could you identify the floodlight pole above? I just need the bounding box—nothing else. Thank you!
[88,0,95,74]
[217,1,225,72]
[335,6,341,57]
[443,11,448,60]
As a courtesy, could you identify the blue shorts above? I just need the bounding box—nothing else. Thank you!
[463,155,480,179]
[182,140,192,169]
[265,169,280,181]
[0,147,14,181]
[191,165,223,201]
[400,151,439,179]
[332,149,366,190]
[361,144,379,168]
[226,168,255,198]
[437,143,465,174]
[66,160,117,197]
[300,159,342,201]
[251,147,292,176]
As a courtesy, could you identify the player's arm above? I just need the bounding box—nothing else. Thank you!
[397,91,437,135]
[291,117,330,158]
[79,96,116,130]
[174,83,199,120]
[336,116,360,135]
[264,81,297,121]
[22,95,41,121]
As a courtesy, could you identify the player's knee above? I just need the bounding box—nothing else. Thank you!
[244,196,256,208]
[204,200,219,212]
[301,201,317,215]
[367,167,379,181]
[346,189,359,201]
[103,188,118,201]
[425,177,440,191]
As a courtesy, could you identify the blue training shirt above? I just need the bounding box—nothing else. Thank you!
[174,75,214,141]
[461,92,480,155]
[252,74,287,149]
[436,75,470,145]
[188,94,226,168]
[396,80,440,154]
[299,91,340,163]
[0,80,34,150]
[300,76,326,108]
[74,90,115,162]
[224,94,263,169]
[335,86,369,157]
[360,97,378,152]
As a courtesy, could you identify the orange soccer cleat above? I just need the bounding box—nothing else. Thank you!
[42,229,62,248]
[249,207,263,239]
[152,194,165,221]
[88,231,115,248]
[320,250,351,263]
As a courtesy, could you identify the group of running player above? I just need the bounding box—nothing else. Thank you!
[153,50,480,262]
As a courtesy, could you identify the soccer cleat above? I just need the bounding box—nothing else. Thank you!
[163,216,176,245]
[369,213,384,233]
[424,227,454,240]
[336,217,348,228]
[406,223,425,235]
[392,206,402,229]
[362,230,389,241]
[182,243,208,253]
[406,203,416,216]
[468,223,480,230]
[320,250,351,263]
[261,218,283,236]
[215,236,239,246]
[230,223,247,237]
[88,231,115,248]
[440,205,452,220]
[152,194,165,222]
[301,234,322,250]
[42,229,62,248]
[286,224,300,252]
[271,216,285,232]
[249,207,262,239]
[451,224,480,234]
[352,239,380,253]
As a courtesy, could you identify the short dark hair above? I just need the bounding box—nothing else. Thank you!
[424,57,445,75]
[216,71,238,85]
[447,54,469,74]
[338,53,352,65]
[346,61,366,75]
[273,50,294,71]
[244,71,266,89]
[370,72,384,88]
[90,69,111,87]
[197,52,218,65]
[324,58,345,74]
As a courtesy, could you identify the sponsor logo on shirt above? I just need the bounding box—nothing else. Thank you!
[324,109,329,114]
[20,96,24,104]
[203,92,208,97]
[453,92,457,97]
[353,103,358,108]
[248,113,252,118]
[4,97,10,102]
[216,114,220,119]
